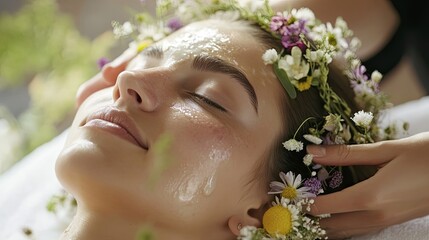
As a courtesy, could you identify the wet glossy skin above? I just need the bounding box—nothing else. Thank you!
[56,20,284,239]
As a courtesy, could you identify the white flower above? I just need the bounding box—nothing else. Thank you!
[137,23,168,41]
[317,213,332,218]
[351,59,361,69]
[313,68,321,78]
[238,226,258,240]
[335,17,347,29]
[351,110,374,128]
[112,21,134,38]
[303,154,313,166]
[278,46,310,80]
[339,125,352,142]
[306,49,325,63]
[344,50,355,60]
[262,49,279,65]
[371,70,383,83]
[334,135,345,144]
[269,172,316,202]
[323,22,348,51]
[283,139,304,152]
[350,37,362,51]
[122,22,134,35]
[323,113,343,133]
[303,134,323,144]
[295,8,315,22]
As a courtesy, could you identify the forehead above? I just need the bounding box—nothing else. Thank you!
[159,20,253,65]
[159,19,282,96]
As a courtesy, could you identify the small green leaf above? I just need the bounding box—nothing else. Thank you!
[311,79,320,86]
[274,64,296,99]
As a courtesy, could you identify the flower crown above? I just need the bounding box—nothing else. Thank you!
[112,1,403,239]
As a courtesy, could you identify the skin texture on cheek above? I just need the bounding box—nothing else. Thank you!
[167,102,232,206]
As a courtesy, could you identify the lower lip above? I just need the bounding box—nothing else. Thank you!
[84,119,141,147]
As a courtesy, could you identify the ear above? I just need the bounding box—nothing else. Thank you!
[227,203,267,236]
[102,47,137,84]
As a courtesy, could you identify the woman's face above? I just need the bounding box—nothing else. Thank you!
[56,20,283,237]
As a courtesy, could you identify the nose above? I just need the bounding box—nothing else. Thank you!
[113,69,167,112]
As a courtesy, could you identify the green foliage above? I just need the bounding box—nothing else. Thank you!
[137,227,155,240]
[0,0,115,168]
[148,133,173,188]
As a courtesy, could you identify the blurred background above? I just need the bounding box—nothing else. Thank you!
[0,0,154,172]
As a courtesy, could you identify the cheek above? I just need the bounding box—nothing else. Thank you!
[164,103,233,205]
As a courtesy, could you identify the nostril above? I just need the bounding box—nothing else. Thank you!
[127,88,142,103]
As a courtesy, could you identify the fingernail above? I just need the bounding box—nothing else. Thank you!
[307,145,326,157]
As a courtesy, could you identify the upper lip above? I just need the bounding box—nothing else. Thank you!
[83,106,148,149]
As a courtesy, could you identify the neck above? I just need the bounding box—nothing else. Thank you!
[61,206,231,240]
[61,207,143,240]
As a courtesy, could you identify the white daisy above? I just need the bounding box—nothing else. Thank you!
[269,172,316,202]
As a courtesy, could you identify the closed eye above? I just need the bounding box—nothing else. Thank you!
[188,92,227,112]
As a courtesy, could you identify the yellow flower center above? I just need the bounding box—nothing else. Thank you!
[281,186,297,200]
[263,205,293,235]
[137,39,153,53]
[296,76,312,91]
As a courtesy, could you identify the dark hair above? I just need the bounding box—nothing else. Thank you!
[248,23,377,193]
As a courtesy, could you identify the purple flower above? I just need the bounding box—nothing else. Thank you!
[281,35,306,52]
[303,177,322,195]
[354,65,369,82]
[270,14,286,32]
[328,171,343,189]
[280,20,308,52]
[167,17,183,31]
[97,57,110,69]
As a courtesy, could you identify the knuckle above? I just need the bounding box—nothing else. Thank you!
[371,210,394,226]
[336,144,351,161]
[358,191,380,210]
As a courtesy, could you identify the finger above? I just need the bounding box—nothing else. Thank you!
[306,140,400,166]
[76,48,137,106]
[326,226,381,240]
[321,211,388,232]
[102,47,137,84]
[309,180,373,215]
[76,72,112,107]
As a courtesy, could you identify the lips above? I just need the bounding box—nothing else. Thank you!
[82,106,148,150]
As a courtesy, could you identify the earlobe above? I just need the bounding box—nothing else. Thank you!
[227,213,261,236]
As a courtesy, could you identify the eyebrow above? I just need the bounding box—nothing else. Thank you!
[192,55,258,113]
[141,46,258,113]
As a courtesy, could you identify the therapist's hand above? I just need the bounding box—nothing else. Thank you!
[307,132,429,239]
[76,47,136,107]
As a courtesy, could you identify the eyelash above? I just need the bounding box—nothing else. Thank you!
[188,92,227,112]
